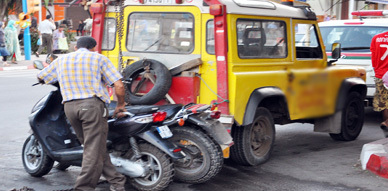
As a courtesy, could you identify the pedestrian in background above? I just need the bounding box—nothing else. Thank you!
[4,20,22,64]
[0,21,10,67]
[35,15,56,57]
[37,36,127,191]
[76,20,85,36]
[371,31,388,130]
[53,24,66,54]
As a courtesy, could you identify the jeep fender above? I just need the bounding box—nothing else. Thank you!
[242,87,287,126]
[314,77,366,133]
[335,77,366,111]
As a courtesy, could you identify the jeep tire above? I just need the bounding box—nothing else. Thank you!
[231,107,275,166]
[329,91,364,141]
[123,59,172,105]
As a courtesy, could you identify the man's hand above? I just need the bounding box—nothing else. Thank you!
[113,79,127,118]
[113,105,127,119]
[37,77,45,84]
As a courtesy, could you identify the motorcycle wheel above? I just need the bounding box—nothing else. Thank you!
[171,127,224,184]
[22,134,54,177]
[125,143,174,191]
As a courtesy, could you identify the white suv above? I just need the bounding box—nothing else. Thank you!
[319,18,388,105]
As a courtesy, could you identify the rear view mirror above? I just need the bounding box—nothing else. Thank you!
[33,60,44,70]
[331,43,341,60]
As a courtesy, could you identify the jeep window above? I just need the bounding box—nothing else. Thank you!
[206,20,215,54]
[126,13,194,53]
[237,19,287,58]
[102,18,116,50]
[295,24,323,59]
[320,26,388,52]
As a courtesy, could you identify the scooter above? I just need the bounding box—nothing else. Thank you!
[22,62,185,191]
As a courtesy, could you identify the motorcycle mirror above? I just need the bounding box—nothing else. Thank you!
[33,60,44,70]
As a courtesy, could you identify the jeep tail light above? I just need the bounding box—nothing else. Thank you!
[210,111,221,119]
[152,112,167,122]
[210,4,223,16]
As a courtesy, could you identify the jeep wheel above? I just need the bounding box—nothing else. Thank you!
[231,107,275,166]
[123,59,172,105]
[330,92,364,141]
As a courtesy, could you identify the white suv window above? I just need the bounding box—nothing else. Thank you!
[320,26,388,52]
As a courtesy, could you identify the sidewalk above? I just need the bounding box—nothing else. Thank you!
[360,137,388,179]
[0,54,47,71]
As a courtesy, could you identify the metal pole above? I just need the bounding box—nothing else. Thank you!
[22,0,31,60]
[349,0,355,20]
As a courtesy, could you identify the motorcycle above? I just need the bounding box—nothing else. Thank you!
[157,103,234,184]
[22,61,185,191]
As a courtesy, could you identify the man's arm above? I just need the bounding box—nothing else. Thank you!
[113,79,127,118]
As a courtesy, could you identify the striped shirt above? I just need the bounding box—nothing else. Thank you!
[37,48,122,104]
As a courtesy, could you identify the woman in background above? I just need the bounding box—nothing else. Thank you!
[4,20,22,64]
[53,24,66,54]
[0,21,10,66]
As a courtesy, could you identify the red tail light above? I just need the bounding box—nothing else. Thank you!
[210,111,221,119]
[152,112,167,122]
[173,148,182,153]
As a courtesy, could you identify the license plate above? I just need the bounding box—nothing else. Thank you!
[157,125,173,139]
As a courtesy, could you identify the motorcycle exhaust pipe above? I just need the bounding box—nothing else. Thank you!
[110,154,146,177]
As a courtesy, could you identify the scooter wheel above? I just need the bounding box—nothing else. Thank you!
[22,134,54,177]
[125,143,174,191]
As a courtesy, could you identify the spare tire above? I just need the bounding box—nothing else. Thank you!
[123,59,172,105]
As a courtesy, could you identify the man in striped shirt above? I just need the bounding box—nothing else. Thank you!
[37,36,126,191]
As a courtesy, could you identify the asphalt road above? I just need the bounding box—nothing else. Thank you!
[1,69,388,191]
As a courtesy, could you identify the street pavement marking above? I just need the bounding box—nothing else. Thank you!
[0,69,39,78]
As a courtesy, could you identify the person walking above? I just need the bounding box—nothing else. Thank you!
[0,21,10,67]
[371,31,388,129]
[53,24,66,54]
[76,20,85,36]
[37,37,127,191]
[35,15,56,57]
[4,20,22,64]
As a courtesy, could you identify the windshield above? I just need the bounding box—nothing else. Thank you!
[320,26,388,52]
[126,12,194,53]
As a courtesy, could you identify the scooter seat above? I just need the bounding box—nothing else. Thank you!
[108,101,160,117]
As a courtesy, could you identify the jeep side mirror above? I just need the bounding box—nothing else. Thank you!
[328,43,341,66]
[331,43,341,60]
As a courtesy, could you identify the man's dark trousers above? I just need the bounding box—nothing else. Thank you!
[64,97,126,191]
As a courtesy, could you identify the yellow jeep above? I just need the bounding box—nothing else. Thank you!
[93,0,366,166]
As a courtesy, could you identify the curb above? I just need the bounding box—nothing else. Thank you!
[0,64,35,71]
[360,138,388,178]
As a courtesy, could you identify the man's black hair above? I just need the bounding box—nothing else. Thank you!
[76,36,97,50]
[46,15,52,20]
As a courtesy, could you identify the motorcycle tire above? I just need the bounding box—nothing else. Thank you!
[125,143,174,191]
[123,59,172,105]
[171,127,224,184]
[22,135,54,177]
